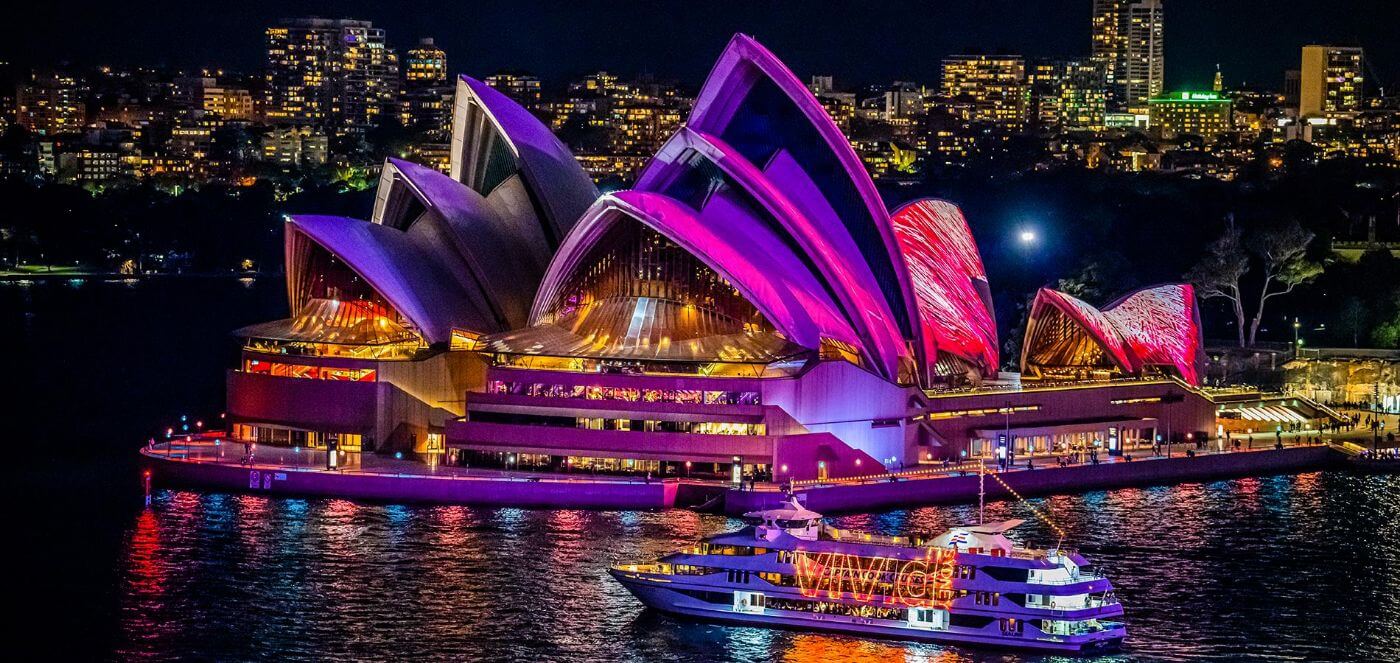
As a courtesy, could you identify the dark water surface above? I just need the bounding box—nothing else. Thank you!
[8,279,1399,662]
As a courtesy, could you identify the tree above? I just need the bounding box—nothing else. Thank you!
[1187,217,1323,347]
[1187,219,1250,347]
[1371,292,1400,349]
[1339,297,1367,347]
[1245,220,1323,346]
[1054,253,1135,302]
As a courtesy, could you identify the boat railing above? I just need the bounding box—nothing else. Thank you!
[1031,572,1103,586]
[1007,548,1050,560]
[1028,593,1118,614]
[1003,546,1081,562]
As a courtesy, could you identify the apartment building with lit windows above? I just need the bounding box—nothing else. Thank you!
[264,18,399,134]
[1299,45,1364,119]
[940,55,1029,127]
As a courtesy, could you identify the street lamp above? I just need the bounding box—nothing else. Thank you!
[1018,229,1037,245]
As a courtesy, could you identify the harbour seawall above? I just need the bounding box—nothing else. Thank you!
[725,446,1346,515]
[144,445,1344,514]
[143,450,678,510]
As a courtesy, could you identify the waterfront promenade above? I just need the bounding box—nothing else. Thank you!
[143,438,681,509]
[142,430,1363,513]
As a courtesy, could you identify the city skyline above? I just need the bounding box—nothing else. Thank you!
[7,1,1397,92]
[6,3,1400,660]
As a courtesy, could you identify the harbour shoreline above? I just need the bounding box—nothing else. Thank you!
[141,441,1350,513]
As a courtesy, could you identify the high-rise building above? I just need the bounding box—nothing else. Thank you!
[0,60,16,134]
[1122,0,1165,114]
[484,73,542,106]
[399,85,454,140]
[203,86,256,121]
[261,125,329,167]
[1299,45,1364,118]
[941,55,1029,126]
[1029,59,1107,131]
[16,71,88,135]
[882,82,927,122]
[1092,0,1164,113]
[807,76,856,132]
[174,76,256,120]
[607,99,684,155]
[1283,69,1302,107]
[264,18,399,134]
[1148,91,1233,140]
[339,22,400,131]
[405,37,447,85]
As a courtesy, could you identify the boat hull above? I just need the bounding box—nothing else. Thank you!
[611,570,1125,654]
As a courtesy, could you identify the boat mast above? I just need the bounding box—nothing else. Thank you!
[978,459,985,525]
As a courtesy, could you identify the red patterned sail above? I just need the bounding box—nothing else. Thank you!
[891,199,999,379]
[1103,284,1205,385]
[1021,284,1205,386]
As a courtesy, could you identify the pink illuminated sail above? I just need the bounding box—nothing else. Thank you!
[1022,285,1205,385]
[891,199,999,379]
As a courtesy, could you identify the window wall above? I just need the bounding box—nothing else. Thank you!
[243,358,377,381]
[470,410,765,436]
[487,380,761,405]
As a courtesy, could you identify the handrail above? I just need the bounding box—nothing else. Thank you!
[141,445,679,486]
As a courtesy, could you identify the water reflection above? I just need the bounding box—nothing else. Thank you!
[111,473,1400,661]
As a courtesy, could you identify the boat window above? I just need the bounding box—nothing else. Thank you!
[981,566,1030,583]
[907,607,948,630]
[732,591,766,614]
[999,618,1025,635]
[949,614,997,629]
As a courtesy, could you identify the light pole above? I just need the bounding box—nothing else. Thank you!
[1004,400,1012,468]
[1293,318,1301,357]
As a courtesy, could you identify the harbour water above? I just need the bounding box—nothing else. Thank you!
[9,279,1400,661]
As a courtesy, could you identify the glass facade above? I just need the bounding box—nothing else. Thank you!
[540,218,768,334]
[243,358,376,381]
[969,427,1150,458]
[471,410,765,436]
[487,380,761,405]
[231,423,365,454]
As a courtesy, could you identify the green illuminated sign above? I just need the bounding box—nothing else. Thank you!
[1156,91,1226,103]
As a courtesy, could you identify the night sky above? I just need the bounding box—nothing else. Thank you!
[8,0,1399,92]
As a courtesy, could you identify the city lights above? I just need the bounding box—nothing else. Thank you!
[10,0,1398,658]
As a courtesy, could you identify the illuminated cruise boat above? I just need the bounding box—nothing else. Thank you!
[611,501,1125,653]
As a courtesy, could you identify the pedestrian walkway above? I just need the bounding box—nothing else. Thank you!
[149,438,717,485]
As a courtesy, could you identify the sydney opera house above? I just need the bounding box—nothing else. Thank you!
[226,35,1216,482]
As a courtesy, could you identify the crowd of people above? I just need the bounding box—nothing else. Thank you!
[1358,448,1400,461]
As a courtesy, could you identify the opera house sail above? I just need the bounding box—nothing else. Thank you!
[224,33,1216,482]
[227,73,598,458]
